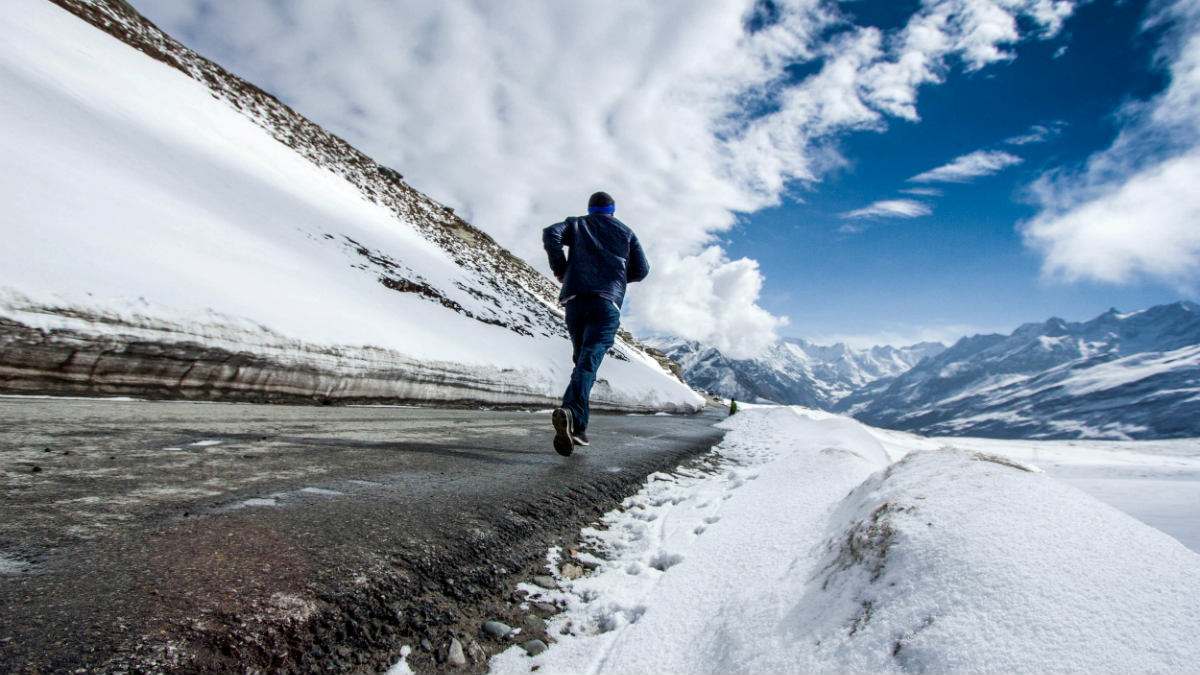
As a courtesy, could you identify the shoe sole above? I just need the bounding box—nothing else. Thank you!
[572,435,589,446]
[552,408,574,457]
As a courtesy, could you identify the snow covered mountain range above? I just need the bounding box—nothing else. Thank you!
[0,0,698,411]
[653,301,1200,439]
[644,336,945,409]
[839,301,1200,439]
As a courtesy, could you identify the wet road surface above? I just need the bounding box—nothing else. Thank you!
[0,397,726,673]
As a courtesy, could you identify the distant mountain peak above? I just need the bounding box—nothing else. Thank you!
[646,335,946,408]
[843,301,1200,440]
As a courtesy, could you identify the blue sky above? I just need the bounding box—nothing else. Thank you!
[729,0,1187,344]
[131,0,1200,354]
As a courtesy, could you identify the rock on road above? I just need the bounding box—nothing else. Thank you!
[0,396,725,674]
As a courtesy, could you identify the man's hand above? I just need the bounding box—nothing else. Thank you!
[556,274,563,283]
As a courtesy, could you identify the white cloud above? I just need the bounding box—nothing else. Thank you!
[1022,0,1200,290]
[1004,122,1064,145]
[811,323,980,350]
[632,248,787,359]
[909,149,1024,183]
[1024,152,1200,286]
[130,0,1074,355]
[899,187,944,196]
[839,199,932,221]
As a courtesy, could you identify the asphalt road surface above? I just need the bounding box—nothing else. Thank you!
[0,396,726,674]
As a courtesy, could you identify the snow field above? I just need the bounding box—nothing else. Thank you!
[488,406,1200,674]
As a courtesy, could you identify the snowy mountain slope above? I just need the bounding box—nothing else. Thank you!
[645,336,943,407]
[839,301,1200,439]
[485,406,1200,674]
[0,0,700,411]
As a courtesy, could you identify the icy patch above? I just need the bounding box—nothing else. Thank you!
[238,497,279,508]
[189,440,223,447]
[299,487,343,496]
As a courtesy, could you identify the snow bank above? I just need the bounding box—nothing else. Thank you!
[805,449,1199,674]
[489,407,1200,674]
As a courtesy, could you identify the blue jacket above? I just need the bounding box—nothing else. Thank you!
[543,214,649,307]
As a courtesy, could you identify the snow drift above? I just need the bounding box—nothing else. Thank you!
[0,0,699,412]
[489,406,1200,674]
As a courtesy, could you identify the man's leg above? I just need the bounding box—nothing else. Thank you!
[561,298,620,434]
[565,299,586,367]
[553,300,590,456]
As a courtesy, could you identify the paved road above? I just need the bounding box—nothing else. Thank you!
[0,397,726,674]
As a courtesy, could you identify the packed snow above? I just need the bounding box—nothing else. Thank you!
[481,406,1200,674]
[0,0,700,412]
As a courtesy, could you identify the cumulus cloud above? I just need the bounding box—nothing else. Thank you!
[131,0,1074,355]
[839,199,932,221]
[909,149,1025,183]
[1022,0,1200,290]
[636,248,786,358]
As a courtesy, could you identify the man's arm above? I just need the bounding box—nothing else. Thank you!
[543,221,570,281]
[627,233,649,282]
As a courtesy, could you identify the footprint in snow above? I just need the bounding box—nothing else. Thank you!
[648,551,684,571]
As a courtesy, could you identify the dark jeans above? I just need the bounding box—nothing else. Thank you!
[562,295,621,431]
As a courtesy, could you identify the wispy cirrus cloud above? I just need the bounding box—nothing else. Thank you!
[909,149,1024,183]
[130,0,1076,357]
[840,199,932,221]
[899,186,944,197]
[1005,121,1065,145]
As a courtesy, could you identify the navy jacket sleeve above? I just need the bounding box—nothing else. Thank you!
[627,234,649,283]
[542,220,570,278]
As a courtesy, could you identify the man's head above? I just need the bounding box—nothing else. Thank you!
[587,191,615,215]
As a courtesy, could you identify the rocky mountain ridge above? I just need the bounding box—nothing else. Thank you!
[840,301,1200,439]
[654,301,1200,439]
[645,336,945,409]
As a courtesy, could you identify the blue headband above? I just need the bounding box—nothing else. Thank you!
[588,204,615,214]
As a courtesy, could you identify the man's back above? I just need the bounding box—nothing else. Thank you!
[542,213,649,307]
